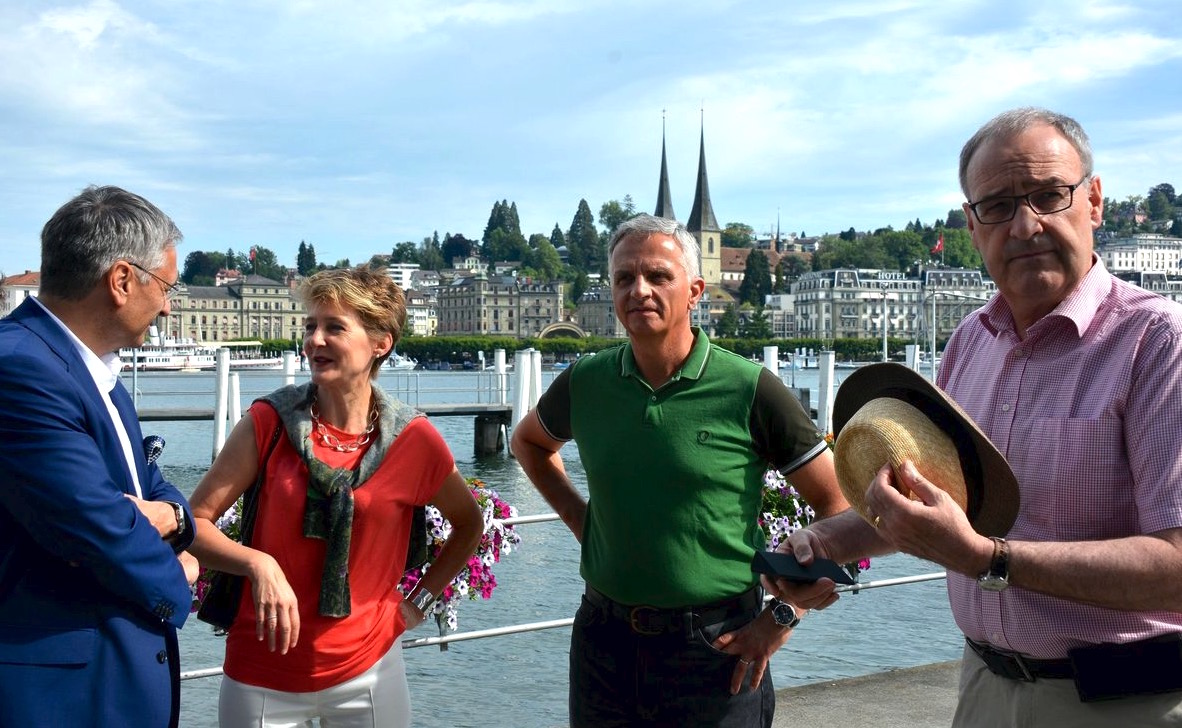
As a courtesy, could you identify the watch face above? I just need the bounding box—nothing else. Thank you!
[772,601,799,628]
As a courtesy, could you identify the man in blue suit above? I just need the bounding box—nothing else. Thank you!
[0,185,198,728]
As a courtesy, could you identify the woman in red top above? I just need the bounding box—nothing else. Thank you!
[189,267,482,727]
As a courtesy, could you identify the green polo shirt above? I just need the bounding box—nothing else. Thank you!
[535,328,825,607]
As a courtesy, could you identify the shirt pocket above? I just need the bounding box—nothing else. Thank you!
[1027,416,1128,541]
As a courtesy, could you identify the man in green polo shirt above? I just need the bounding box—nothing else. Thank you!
[512,213,849,727]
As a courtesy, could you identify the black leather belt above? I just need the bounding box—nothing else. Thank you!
[967,638,1074,681]
[584,585,762,637]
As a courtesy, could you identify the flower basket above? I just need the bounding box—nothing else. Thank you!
[759,458,869,582]
[398,478,522,644]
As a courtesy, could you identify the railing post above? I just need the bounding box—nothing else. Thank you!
[529,349,542,411]
[762,345,779,377]
[511,349,532,432]
[282,350,297,386]
[817,350,836,435]
[229,372,242,424]
[495,349,507,405]
[212,348,230,460]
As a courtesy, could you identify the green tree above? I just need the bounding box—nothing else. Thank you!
[721,222,755,248]
[525,236,563,281]
[738,250,772,306]
[549,224,566,254]
[779,254,809,283]
[182,250,227,285]
[945,209,968,229]
[598,196,637,237]
[739,305,772,339]
[567,199,598,272]
[1148,190,1173,222]
[390,241,420,264]
[249,246,285,280]
[482,200,528,262]
[296,241,318,276]
[419,232,445,271]
[716,303,740,338]
[442,233,476,267]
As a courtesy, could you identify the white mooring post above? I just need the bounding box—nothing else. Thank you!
[282,350,298,386]
[494,349,508,405]
[762,345,779,377]
[511,349,532,431]
[212,348,230,460]
[905,344,920,372]
[529,349,543,410]
[816,351,837,435]
[228,373,242,424]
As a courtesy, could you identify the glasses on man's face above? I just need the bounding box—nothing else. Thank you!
[967,177,1089,225]
[128,261,181,301]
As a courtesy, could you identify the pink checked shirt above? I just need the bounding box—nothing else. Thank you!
[939,259,1182,659]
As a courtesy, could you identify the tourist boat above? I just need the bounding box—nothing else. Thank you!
[120,333,217,372]
[386,352,418,371]
[209,341,286,370]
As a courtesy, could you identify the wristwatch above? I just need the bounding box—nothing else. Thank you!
[166,501,186,539]
[977,536,1010,592]
[408,588,436,614]
[769,599,802,629]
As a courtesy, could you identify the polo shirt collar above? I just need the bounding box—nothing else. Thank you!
[620,327,712,383]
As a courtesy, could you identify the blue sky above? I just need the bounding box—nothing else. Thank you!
[2,0,1180,275]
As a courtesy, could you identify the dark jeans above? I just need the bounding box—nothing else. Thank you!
[569,595,774,727]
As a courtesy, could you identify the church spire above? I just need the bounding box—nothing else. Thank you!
[686,112,719,233]
[653,111,676,220]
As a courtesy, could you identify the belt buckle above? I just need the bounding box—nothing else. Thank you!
[628,606,663,636]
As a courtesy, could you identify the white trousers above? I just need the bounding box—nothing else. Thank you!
[218,642,411,728]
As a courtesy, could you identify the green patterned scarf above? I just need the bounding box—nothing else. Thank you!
[259,382,420,617]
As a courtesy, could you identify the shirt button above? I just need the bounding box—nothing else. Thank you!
[651,396,657,402]
[1001,404,1011,412]
[156,650,168,664]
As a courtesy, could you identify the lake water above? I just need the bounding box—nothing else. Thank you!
[128,367,963,728]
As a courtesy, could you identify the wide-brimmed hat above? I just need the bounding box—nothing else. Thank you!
[832,362,1018,538]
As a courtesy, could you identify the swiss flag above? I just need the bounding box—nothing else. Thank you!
[931,234,944,255]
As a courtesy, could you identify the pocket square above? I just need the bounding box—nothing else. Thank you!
[143,435,166,465]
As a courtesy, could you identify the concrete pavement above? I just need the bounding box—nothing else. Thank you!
[772,660,961,727]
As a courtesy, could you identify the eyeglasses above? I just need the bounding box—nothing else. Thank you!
[967,178,1089,225]
[128,261,181,300]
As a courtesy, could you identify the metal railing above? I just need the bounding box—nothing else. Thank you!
[179,511,947,682]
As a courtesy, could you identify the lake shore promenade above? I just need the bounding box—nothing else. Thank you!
[772,660,960,727]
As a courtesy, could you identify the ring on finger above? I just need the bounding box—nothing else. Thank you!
[871,515,882,529]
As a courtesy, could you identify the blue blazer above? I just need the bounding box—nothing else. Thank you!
[0,299,195,728]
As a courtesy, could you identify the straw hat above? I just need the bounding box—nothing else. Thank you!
[832,363,1018,538]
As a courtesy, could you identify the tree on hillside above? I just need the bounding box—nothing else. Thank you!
[721,222,755,248]
[738,250,772,306]
[419,232,445,271]
[945,209,968,229]
[524,236,563,281]
[442,233,476,267]
[598,196,637,237]
[549,224,566,255]
[780,254,809,283]
[296,241,318,276]
[839,227,858,242]
[1148,189,1174,222]
[182,250,227,285]
[390,241,420,264]
[249,246,285,280]
[482,199,528,262]
[567,199,598,272]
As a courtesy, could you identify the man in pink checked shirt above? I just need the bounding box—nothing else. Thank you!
[769,108,1182,727]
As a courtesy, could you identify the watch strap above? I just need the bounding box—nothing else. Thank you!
[166,501,186,539]
[408,588,435,614]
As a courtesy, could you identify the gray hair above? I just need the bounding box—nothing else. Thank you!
[40,185,182,299]
[607,214,701,280]
[958,107,1094,197]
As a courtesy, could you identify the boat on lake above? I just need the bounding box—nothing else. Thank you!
[120,332,216,372]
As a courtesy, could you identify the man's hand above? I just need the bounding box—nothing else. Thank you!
[178,551,199,585]
[124,494,179,539]
[711,608,797,694]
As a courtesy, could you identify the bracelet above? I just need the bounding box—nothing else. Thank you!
[408,588,435,614]
[166,501,186,539]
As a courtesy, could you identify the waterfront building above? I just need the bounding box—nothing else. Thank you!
[574,286,626,338]
[763,292,797,339]
[791,267,995,344]
[1096,233,1182,275]
[164,274,303,343]
[436,272,564,338]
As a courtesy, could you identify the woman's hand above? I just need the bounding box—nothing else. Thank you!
[399,599,427,631]
[248,552,300,654]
